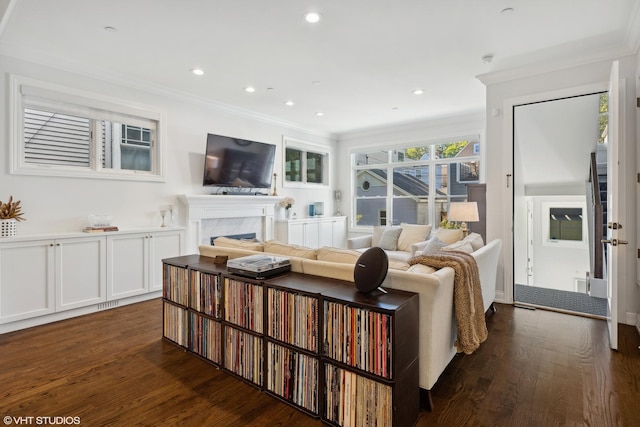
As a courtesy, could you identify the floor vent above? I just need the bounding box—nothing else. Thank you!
[98,300,119,310]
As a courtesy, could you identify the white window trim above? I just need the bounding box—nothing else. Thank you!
[349,135,483,232]
[9,74,166,182]
[541,201,587,248]
[282,136,331,188]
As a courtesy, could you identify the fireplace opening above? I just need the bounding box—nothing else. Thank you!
[211,232,258,245]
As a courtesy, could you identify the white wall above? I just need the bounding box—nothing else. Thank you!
[336,111,486,237]
[0,55,336,236]
[482,55,638,325]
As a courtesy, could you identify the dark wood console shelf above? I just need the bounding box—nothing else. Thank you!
[162,255,419,426]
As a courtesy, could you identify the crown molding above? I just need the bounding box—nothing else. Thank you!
[476,45,634,87]
[0,44,336,140]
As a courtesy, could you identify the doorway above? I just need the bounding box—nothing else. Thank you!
[513,92,608,317]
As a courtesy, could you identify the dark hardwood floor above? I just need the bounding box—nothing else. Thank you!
[1,299,639,426]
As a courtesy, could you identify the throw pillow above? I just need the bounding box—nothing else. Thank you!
[419,237,446,255]
[371,225,399,247]
[377,227,403,251]
[433,228,464,245]
[443,240,474,254]
[462,232,485,251]
[397,223,432,252]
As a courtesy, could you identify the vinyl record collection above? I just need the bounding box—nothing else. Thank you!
[323,301,393,379]
[324,364,393,427]
[189,312,222,364]
[266,342,319,413]
[266,288,318,352]
[163,264,189,306]
[224,327,263,386]
[189,270,222,317]
[163,301,188,347]
[224,278,263,333]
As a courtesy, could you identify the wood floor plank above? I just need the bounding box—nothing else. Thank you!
[1,299,639,426]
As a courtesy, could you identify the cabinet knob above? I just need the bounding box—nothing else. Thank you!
[49,243,54,247]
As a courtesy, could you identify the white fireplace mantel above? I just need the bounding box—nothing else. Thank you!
[178,194,283,253]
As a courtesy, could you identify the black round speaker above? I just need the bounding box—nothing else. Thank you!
[354,247,389,293]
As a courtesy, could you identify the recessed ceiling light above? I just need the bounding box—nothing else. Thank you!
[305,12,321,23]
[245,86,256,93]
[190,68,204,76]
[413,89,424,95]
[315,111,324,116]
[285,101,295,106]
[104,26,118,33]
[500,7,514,15]
[312,80,321,86]
[392,107,399,110]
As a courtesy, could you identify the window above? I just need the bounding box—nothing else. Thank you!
[549,208,583,241]
[283,137,330,186]
[352,138,481,228]
[11,75,165,181]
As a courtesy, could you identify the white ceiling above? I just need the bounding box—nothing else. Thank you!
[1,0,639,135]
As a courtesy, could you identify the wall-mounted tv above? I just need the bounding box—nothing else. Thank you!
[203,133,276,189]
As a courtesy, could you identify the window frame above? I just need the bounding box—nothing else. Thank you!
[9,75,166,182]
[282,136,331,188]
[350,135,482,231]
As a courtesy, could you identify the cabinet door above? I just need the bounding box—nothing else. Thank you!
[332,218,347,248]
[303,221,319,248]
[287,222,305,246]
[318,220,334,247]
[107,233,148,300]
[56,236,107,310]
[148,230,182,292]
[0,240,55,323]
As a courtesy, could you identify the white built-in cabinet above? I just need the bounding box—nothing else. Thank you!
[275,217,347,249]
[0,228,183,333]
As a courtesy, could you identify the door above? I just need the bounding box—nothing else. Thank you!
[603,60,623,350]
[56,236,106,310]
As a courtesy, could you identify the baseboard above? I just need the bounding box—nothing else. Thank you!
[624,311,638,326]
[0,292,161,334]
[494,290,506,304]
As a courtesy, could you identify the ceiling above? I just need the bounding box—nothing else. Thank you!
[1,0,639,136]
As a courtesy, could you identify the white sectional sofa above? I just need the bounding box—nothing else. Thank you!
[199,235,502,409]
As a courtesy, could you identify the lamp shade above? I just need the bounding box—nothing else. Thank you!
[448,202,479,222]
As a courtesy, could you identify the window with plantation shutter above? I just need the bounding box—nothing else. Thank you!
[10,75,165,181]
[24,108,91,167]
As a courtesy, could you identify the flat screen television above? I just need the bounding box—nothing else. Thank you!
[203,133,276,189]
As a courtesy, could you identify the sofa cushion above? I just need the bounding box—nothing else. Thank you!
[316,246,361,264]
[263,240,317,259]
[420,237,447,255]
[377,227,403,250]
[443,240,474,254]
[462,232,485,251]
[397,223,432,252]
[407,263,437,274]
[433,228,463,245]
[385,250,413,263]
[213,236,265,251]
[389,261,410,271]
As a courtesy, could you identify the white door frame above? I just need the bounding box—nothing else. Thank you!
[502,81,610,304]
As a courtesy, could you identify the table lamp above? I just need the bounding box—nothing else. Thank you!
[447,202,479,236]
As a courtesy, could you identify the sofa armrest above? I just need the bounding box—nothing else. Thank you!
[347,235,372,250]
[410,240,431,257]
[471,239,502,312]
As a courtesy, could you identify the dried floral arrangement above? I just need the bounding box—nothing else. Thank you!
[278,196,295,209]
[0,196,26,221]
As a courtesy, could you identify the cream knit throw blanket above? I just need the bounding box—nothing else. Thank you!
[409,251,488,355]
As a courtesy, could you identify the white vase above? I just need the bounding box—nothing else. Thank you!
[286,209,292,220]
[0,218,17,238]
